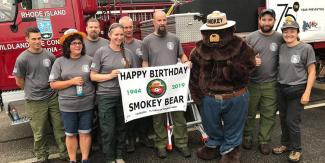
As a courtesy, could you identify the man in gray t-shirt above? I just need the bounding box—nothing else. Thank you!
[119,16,153,152]
[84,18,109,58]
[12,27,67,161]
[243,9,283,155]
[141,11,191,159]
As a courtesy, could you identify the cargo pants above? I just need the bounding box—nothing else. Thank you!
[25,92,67,159]
[243,81,278,144]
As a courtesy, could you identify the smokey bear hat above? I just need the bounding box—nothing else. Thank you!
[200,11,236,31]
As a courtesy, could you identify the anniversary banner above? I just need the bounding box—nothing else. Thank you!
[118,64,190,122]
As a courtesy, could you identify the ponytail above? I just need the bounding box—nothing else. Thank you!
[120,42,130,68]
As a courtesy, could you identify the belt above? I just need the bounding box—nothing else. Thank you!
[210,88,247,100]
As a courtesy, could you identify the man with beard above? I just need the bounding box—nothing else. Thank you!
[242,9,283,155]
[119,16,154,152]
[84,18,109,58]
[142,10,191,159]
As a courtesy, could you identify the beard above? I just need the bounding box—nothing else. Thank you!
[89,32,99,40]
[157,26,167,37]
[260,25,274,33]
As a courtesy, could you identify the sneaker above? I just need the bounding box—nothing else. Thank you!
[259,144,271,155]
[242,137,253,149]
[288,151,302,162]
[177,147,191,158]
[157,148,167,159]
[272,145,288,155]
[115,159,125,163]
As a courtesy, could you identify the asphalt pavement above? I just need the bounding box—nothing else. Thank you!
[1,106,325,163]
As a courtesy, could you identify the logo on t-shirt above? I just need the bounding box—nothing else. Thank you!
[82,65,90,72]
[43,59,51,67]
[291,55,300,64]
[91,63,96,68]
[136,48,143,56]
[167,42,175,50]
[269,43,278,52]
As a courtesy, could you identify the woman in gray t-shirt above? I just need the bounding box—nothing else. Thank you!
[273,19,316,162]
[49,30,94,163]
[90,23,133,163]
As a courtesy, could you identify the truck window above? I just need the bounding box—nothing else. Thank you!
[0,0,16,22]
[23,0,65,9]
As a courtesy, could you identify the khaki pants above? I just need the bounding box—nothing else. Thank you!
[26,92,66,159]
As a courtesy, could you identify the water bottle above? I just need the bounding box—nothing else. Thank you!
[11,108,20,121]
[76,85,84,97]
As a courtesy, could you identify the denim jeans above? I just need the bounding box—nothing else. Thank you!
[200,92,249,154]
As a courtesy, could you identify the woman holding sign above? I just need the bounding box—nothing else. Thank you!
[49,29,94,163]
[272,18,316,162]
[90,23,133,163]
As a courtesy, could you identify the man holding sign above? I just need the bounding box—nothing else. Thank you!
[141,10,192,159]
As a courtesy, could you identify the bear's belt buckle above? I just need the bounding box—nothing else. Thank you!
[214,94,223,100]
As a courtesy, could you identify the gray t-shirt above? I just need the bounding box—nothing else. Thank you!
[246,31,283,83]
[13,49,55,100]
[91,46,133,96]
[125,39,143,68]
[142,32,184,66]
[278,42,316,85]
[84,37,109,58]
[49,55,95,112]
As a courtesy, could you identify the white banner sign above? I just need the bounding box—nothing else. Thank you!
[267,0,325,42]
[118,64,190,123]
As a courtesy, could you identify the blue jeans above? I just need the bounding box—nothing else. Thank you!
[60,110,93,136]
[200,92,249,154]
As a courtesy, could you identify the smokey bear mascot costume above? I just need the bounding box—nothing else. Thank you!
[189,11,256,163]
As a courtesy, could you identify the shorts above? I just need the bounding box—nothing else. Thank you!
[60,109,93,136]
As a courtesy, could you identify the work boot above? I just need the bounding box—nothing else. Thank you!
[126,138,136,153]
[288,151,302,162]
[242,137,253,149]
[177,147,191,158]
[196,146,218,160]
[157,148,167,159]
[219,147,240,163]
[139,136,154,148]
[259,144,271,155]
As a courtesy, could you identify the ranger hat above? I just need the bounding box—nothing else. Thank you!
[259,8,276,18]
[281,17,300,31]
[59,28,86,45]
[200,11,236,31]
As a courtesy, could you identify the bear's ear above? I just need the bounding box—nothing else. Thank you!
[209,33,220,43]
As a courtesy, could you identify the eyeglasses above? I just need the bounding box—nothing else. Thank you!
[71,42,82,46]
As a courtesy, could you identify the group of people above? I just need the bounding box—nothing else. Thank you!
[12,8,315,163]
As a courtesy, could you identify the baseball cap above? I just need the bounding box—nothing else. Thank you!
[259,8,276,18]
[281,17,300,31]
